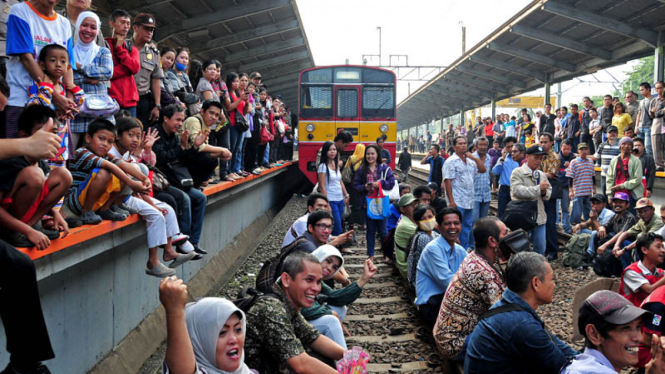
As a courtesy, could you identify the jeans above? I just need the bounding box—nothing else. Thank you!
[571,195,592,224]
[639,127,653,155]
[469,201,490,248]
[164,187,207,245]
[543,198,558,256]
[560,187,572,233]
[0,240,55,367]
[458,207,474,250]
[263,143,270,165]
[529,224,547,254]
[366,217,387,257]
[121,106,137,117]
[229,125,245,174]
[329,200,345,236]
[497,185,511,220]
[234,135,246,173]
[309,315,347,350]
[211,127,230,178]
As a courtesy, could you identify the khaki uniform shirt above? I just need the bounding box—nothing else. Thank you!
[178,113,209,152]
[128,40,163,96]
[244,282,321,374]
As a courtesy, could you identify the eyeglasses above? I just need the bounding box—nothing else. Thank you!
[315,223,333,231]
[141,26,155,32]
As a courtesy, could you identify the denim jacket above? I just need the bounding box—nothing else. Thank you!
[464,289,578,374]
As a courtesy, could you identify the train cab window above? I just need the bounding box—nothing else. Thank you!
[362,86,395,118]
[337,89,358,118]
[300,85,333,118]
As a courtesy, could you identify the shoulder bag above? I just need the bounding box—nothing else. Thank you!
[381,167,400,201]
[147,165,170,192]
[503,171,540,231]
[234,110,250,132]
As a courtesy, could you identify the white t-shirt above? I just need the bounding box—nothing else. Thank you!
[282,213,308,248]
[317,163,343,202]
[6,2,73,106]
[623,261,652,295]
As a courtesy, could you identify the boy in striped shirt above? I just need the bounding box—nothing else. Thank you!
[567,142,596,224]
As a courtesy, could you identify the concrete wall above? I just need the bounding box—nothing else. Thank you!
[0,164,303,374]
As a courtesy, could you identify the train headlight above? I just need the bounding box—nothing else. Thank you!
[379,124,389,133]
[306,123,315,132]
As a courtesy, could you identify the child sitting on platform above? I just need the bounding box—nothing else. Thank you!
[64,119,151,225]
[0,105,72,249]
[110,117,196,277]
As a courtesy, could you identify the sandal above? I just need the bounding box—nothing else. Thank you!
[224,176,236,182]
[145,263,176,278]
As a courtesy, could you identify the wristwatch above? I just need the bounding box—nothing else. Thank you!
[155,104,162,110]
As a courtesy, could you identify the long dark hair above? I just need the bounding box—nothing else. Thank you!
[188,59,202,88]
[319,141,339,183]
[225,72,239,98]
[361,144,383,179]
[406,204,435,254]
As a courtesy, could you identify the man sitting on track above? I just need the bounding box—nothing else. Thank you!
[434,217,508,362]
[609,198,664,269]
[244,251,346,374]
[464,252,577,374]
[415,207,467,327]
[282,193,330,248]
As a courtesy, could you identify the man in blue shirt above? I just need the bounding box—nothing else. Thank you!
[415,207,467,327]
[491,136,519,219]
[465,252,577,374]
[420,144,444,195]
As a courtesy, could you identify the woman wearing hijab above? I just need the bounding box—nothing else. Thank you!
[160,276,255,374]
[71,10,114,148]
[344,143,366,241]
[301,245,378,350]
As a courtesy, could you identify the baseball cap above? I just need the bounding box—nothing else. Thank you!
[590,194,607,204]
[578,290,649,337]
[577,142,589,150]
[619,137,634,146]
[636,197,654,210]
[607,126,618,133]
[397,193,419,207]
[133,13,156,27]
[250,71,262,79]
[525,145,547,155]
[612,191,630,202]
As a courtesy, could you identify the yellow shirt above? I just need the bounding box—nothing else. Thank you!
[525,136,535,148]
[612,113,633,135]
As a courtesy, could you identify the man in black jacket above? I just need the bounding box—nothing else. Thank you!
[398,146,412,182]
[634,137,656,198]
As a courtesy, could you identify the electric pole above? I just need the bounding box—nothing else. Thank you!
[460,22,466,54]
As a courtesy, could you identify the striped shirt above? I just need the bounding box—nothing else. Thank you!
[594,140,621,176]
[566,157,595,197]
[67,147,121,191]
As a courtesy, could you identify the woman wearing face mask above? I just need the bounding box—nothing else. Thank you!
[71,11,114,148]
[406,205,440,289]
[164,47,198,115]
[160,276,256,374]
[301,245,378,350]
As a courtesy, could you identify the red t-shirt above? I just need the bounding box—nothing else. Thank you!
[229,92,246,126]
[485,123,494,136]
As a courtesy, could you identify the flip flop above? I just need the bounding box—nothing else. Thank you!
[167,252,197,268]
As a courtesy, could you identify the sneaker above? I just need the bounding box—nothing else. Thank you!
[119,203,139,214]
[252,168,262,175]
[177,240,194,253]
[171,233,189,247]
[79,210,102,225]
[32,223,60,240]
[145,263,176,278]
[111,205,130,216]
[99,209,128,221]
[5,231,36,248]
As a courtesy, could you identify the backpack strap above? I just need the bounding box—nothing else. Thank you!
[478,302,525,321]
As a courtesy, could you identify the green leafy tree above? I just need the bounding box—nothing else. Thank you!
[619,56,654,98]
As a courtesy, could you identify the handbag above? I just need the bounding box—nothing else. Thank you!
[163,160,194,190]
[548,177,562,200]
[234,110,249,132]
[175,88,199,105]
[498,229,532,260]
[366,183,390,220]
[79,94,119,118]
[259,125,274,145]
[147,165,170,192]
[381,168,400,201]
[343,203,352,219]
[503,200,538,231]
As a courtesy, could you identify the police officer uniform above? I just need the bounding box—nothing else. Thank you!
[129,13,163,126]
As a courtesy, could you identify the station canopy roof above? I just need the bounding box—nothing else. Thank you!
[105,0,314,106]
[397,0,665,130]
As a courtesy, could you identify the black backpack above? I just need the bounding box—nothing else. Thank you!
[255,237,309,294]
[233,286,279,314]
[593,249,624,278]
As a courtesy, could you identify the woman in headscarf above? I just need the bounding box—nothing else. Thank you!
[301,245,377,350]
[344,143,366,239]
[160,276,255,374]
[71,10,114,148]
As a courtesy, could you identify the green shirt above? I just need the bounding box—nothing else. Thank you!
[244,282,321,374]
[301,282,363,321]
[626,215,664,237]
[395,216,417,278]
